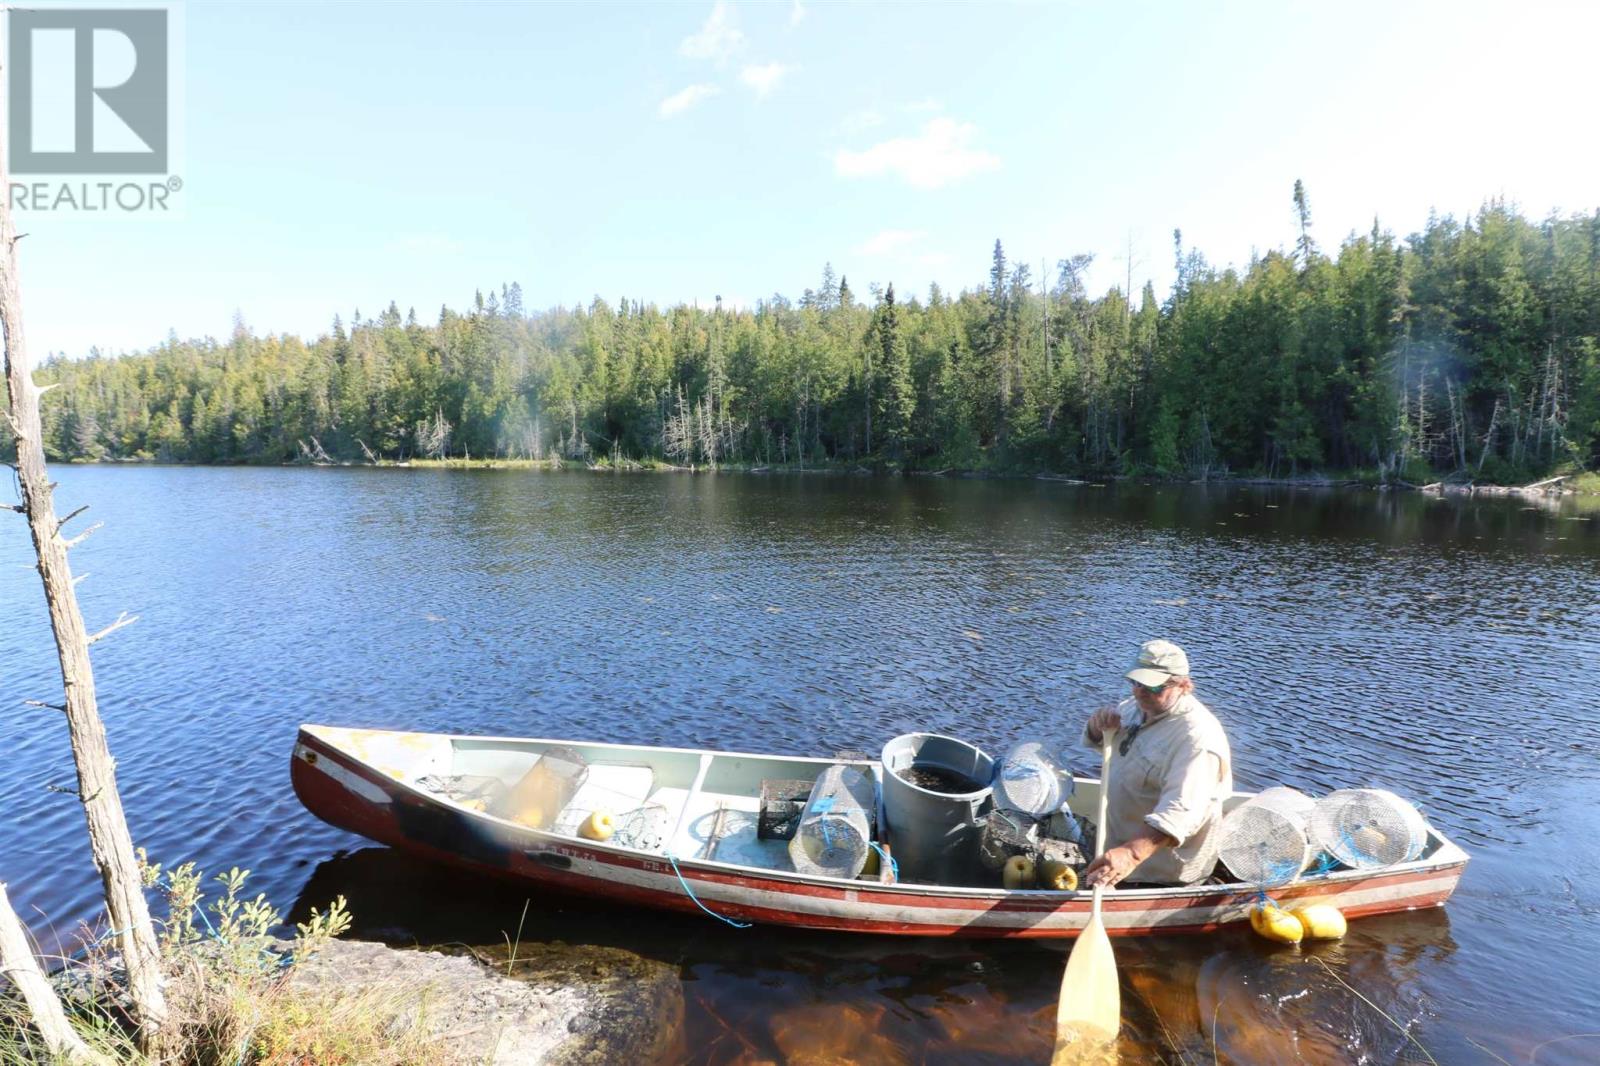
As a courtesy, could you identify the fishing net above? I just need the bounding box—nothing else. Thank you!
[1308,789,1429,868]
[992,741,1067,817]
[977,808,1040,871]
[611,803,673,852]
[1215,786,1316,887]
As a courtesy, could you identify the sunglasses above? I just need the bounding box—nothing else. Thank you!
[1132,680,1169,694]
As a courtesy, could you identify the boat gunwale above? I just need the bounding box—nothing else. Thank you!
[295,723,1471,903]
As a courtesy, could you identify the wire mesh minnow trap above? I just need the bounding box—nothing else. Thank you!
[1215,786,1317,887]
[1308,788,1429,868]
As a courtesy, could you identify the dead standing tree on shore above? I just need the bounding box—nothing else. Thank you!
[1,134,169,1051]
[0,883,112,1064]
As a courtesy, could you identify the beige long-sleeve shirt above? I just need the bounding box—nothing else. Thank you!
[1087,693,1233,884]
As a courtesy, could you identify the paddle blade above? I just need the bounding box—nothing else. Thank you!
[1052,912,1120,1064]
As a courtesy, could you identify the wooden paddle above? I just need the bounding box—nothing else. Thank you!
[1051,728,1120,1063]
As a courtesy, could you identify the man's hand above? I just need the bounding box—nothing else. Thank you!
[1082,826,1175,888]
[1083,845,1141,888]
[1086,705,1123,745]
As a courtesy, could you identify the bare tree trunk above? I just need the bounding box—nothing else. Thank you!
[0,883,113,1065]
[1477,396,1502,474]
[1,152,168,1050]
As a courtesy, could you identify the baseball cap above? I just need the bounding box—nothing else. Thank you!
[1126,639,1190,688]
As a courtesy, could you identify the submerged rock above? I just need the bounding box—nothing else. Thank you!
[767,1002,911,1066]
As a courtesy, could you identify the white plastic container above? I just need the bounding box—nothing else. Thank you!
[789,764,875,880]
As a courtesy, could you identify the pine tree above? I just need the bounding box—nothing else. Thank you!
[819,263,839,310]
[1293,179,1316,266]
[877,283,914,459]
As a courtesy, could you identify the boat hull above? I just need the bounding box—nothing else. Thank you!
[290,726,1467,939]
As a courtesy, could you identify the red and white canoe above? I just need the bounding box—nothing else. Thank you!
[290,724,1468,938]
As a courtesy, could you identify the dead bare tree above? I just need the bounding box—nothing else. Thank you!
[413,407,451,460]
[0,883,112,1064]
[1,140,169,1049]
[296,435,335,465]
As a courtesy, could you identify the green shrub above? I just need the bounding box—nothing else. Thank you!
[0,856,454,1065]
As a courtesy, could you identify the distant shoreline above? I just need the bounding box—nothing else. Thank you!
[53,455,1598,496]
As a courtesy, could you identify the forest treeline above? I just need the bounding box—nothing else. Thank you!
[11,190,1600,481]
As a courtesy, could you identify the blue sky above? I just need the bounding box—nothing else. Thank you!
[17,0,1600,358]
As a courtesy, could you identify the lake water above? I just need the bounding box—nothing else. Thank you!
[3,467,1597,1065]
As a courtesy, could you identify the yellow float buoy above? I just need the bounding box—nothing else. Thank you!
[1289,903,1347,940]
[1250,901,1304,944]
[1002,855,1037,890]
[1038,857,1078,891]
[579,809,616,841]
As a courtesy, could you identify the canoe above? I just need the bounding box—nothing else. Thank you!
[290,724,1469,938]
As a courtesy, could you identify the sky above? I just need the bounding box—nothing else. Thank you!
[13,0,1600,358]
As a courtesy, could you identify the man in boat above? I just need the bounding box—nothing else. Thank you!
[1081,639,1233,888]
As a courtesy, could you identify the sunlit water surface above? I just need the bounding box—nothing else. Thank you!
[3,468,1597,1065]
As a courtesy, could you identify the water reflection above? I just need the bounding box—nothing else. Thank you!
[288,848,1471,1065]
[3,468,1598,1063]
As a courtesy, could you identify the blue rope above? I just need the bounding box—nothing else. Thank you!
[1305,850,1341,877]
[814,795,836,850]
[665,851,751,928]
[868,841,899,881]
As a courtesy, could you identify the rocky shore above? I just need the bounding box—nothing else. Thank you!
[287,938,684,1065]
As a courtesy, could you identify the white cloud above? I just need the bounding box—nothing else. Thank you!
[659,84,720,118]
[680,2,744,65]
[833,117,1001,189]
[740,62,795,99]
[856,229,926,256]
[917,252,953,267]
[788,0,805,28]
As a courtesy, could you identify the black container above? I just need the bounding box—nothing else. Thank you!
[757,778,814,841]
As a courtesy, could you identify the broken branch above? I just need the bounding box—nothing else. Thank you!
[23,699,67,712]
[56,504,88,532]
[86,611,138,646]
[60,520,102,549]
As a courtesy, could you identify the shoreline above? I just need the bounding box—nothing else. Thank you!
[53,455,1598,495]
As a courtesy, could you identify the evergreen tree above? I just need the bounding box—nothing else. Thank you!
[1293,179,1316,267]
[876,284,914,459]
